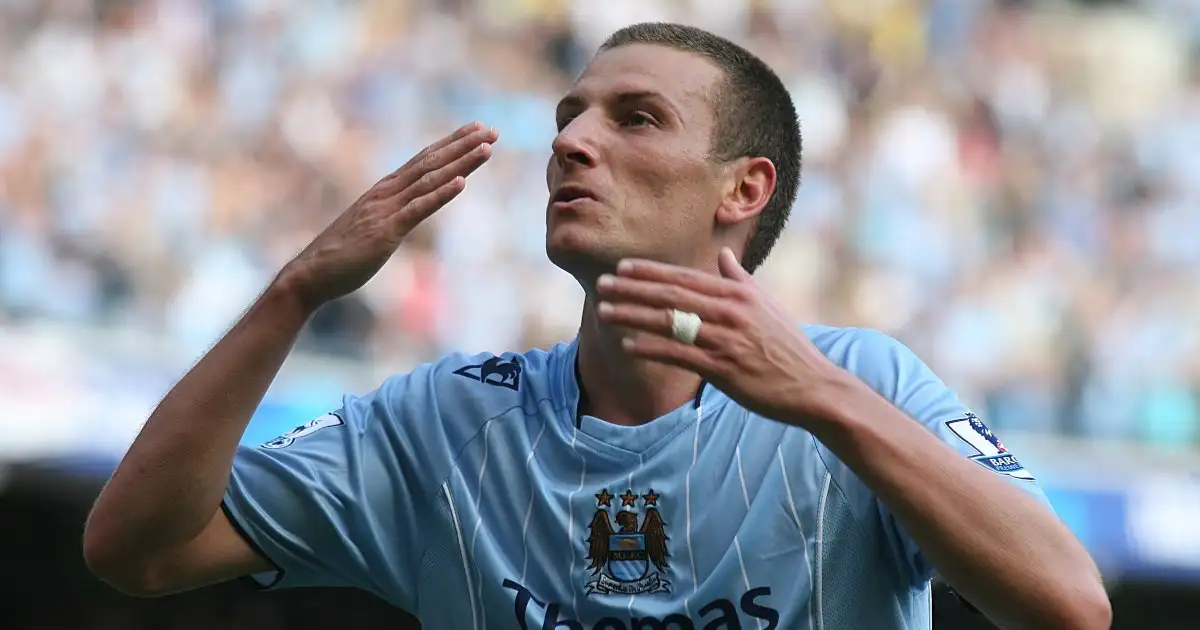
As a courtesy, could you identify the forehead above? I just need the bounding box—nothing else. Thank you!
[569,44,724,109]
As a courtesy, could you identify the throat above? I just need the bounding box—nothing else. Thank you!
[574,296,706,427]
[573,351,705,428]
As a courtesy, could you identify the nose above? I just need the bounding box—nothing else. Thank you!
[551,114,599,170]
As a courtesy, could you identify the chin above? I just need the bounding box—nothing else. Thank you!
[546,226,622,282]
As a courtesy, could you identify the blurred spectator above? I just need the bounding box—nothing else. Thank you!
[0,0,1197,445]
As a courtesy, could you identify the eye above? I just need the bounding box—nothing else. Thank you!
[622,111,656,128]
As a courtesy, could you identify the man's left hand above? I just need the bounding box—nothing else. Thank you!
[595,247,847,424]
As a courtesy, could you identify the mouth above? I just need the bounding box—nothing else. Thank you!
[551,185,598,206]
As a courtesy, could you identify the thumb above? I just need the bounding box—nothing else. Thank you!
[718,247,751,282]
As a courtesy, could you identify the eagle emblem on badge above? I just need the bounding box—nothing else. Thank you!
[584,488,671,596]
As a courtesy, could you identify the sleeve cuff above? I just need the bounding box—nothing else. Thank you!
[220,497,286,590]
[946,584,982,613]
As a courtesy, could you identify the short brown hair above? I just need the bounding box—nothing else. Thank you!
[600,23,803,273]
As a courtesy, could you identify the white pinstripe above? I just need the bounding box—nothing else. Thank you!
[626,468,638,616]
[734,447,765,629]
[567,429,586,615]
[732,538,766,630]
[735,446,751,508]
[682,404,703,618]
[815,473,832,630]
[468,422,493,630]
[442,481,478,630]
[778,444,815,630]
[519,422,548,582]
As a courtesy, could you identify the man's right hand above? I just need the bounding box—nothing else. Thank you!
[277,121,498,310]
[84,121,497,597]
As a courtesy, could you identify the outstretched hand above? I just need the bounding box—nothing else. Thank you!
[278,122,498,310]
[595,247,843,425]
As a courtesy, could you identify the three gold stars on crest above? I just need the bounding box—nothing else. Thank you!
[595,488,659,508]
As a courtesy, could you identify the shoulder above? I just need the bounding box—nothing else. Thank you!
[361,342,572,439]
[801,324,945,402]
[433,343,568,406]
[299,344,573,498]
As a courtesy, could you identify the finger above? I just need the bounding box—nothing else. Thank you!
[425,121,490,156]
[394,140,493,214]
[597,301,732,349]
[615,258,745,299]
[395,122,486,175]
[387,124,499,191]
[595,275,739,325]
[400,126,497,186]
[718,247,752,282]
[391,175,468,230]
[619,334,724,376]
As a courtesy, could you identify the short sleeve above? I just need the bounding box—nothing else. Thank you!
[222,361,451,609]
[817,328,1052,586]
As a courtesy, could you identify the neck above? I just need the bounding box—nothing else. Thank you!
[575,294,703,426]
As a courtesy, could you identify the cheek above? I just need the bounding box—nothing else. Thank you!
[545,156,559,192]
[608,143,715,229]
[646,160,719,215]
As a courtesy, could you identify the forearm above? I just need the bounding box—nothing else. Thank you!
[85,278,313,561]
[805,372,1109,630]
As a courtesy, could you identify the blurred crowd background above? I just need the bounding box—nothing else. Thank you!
[4,0,1200,449]
[2,0,1200,629]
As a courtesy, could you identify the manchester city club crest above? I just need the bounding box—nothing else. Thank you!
[584,488,671,596]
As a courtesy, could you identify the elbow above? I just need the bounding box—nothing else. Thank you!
[1062,581,1113,630]
[1054,554,1112,630]
[1028,576,1112,630]
[974,571,1112,630]
[82,522,172,598]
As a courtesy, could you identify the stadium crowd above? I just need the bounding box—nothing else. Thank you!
[1,0,1198,449]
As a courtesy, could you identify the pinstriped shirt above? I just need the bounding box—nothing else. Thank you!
[223,326,1049,629]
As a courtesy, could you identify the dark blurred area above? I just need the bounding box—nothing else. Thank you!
[1,468,1197,630]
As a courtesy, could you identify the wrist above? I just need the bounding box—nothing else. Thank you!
[787,366,870,430]
[264,271,322,322]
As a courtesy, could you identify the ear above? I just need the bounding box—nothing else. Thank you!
[714,156,776,228]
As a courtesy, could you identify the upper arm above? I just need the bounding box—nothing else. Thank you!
[219,361,456,608]
[813,328,1052,584]
[136,507,274,596]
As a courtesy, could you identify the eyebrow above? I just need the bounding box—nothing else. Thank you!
[555,90,678,119]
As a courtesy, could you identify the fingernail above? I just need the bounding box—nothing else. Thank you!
[598,301,614,314]
[617,260,633,273]
[597,274,615,288]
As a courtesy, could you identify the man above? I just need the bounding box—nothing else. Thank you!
[83,23,1110,630]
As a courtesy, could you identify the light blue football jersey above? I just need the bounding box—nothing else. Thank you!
[223,325,1049,629]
